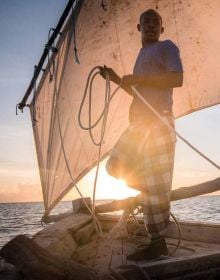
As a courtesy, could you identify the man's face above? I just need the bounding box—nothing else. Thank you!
[138,12,163,44]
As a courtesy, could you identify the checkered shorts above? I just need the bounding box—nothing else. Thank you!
[106,115,176,237]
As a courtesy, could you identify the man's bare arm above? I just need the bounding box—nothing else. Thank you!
[121,72,183,89]
[99,66,183,96]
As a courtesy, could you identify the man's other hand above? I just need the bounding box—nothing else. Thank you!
[99,65,121,84]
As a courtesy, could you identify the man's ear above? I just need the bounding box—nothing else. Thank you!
[137,23,141,32]
[161,26,164,34]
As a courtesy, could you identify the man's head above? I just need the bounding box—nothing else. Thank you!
[137,9,164,46]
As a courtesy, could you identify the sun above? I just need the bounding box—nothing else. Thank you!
[84,165,139,200]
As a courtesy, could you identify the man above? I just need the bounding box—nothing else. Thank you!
[101,9,183,260]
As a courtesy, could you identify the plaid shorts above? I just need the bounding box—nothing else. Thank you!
[106,115,176,237]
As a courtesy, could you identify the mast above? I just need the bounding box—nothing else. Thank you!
[18,0,76,111]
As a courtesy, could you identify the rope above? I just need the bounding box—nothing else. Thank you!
[71,66,120,237]
[131,86,220,169]
[126,204,182,256]
[78,66,121,215]
[55,83,103,237]
[50,53,104,237]
[168,212,181,256]
[78,66,120,132]
[176,133,220,169]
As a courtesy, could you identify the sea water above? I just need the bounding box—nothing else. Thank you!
[0,196,220,249]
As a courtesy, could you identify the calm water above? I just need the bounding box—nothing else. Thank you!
[0,196,220,249]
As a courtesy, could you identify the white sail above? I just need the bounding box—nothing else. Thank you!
[29,0,220,214]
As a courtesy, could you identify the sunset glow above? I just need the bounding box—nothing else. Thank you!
[95,170,139,200]
[78,165,139,200]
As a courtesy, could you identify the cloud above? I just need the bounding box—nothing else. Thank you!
[0,182,42,202]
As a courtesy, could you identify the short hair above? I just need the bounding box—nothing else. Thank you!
[139,9,163,25]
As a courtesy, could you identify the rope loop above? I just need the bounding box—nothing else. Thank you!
[77,66,121,236]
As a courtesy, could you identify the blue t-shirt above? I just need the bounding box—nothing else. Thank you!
[129,40,183,123]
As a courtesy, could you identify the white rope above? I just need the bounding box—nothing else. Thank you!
[78,67,122,238]
[131,85,220,169]
[56,90,103,237]
[168,212,181,256]
[51,59,105,237]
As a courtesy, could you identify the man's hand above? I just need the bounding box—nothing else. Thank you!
[99,65,121,85]
[99,66,134,96]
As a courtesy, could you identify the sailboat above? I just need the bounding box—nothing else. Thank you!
[1,0,220,279]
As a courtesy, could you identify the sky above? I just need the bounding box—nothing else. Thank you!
[0,1,219,203]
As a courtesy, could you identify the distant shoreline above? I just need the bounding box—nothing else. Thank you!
[0,195,219,204]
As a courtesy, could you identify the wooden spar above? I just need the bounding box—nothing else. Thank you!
[94,177,220,213]
[42,178,220,223]
[171,177,220,200]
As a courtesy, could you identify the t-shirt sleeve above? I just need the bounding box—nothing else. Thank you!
[162,40,183,73]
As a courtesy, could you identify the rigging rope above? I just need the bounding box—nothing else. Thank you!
[131,86,220,170]
[169,212,181,256]
[51,51,103,236]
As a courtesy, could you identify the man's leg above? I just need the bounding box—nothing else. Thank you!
[127,123,176,261]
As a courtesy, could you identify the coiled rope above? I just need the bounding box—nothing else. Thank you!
[78,66,121,215]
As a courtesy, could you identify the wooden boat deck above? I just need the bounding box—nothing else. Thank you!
[32,213,220,279]
[74,233,220,273]
[1,212,220,279]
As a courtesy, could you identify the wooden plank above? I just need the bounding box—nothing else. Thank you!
[167,220,220,244]
[98,214,220,244]
[117,251,220,279]
[34,214,92,258]
[74,222,95,245]
[0,235,110,280]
